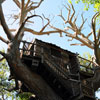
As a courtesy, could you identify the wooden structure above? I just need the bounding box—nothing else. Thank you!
[20,39,95,100]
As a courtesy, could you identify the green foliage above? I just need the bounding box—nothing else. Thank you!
[17,92,33,100]
[75,0,100,11]
[79,52,93,73]
[0,55,16,99]
[68,0,72,4]
[0,53,33,100]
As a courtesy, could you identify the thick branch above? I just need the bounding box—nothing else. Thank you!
[20,0,25,25]
[0,36,9,44]
[25,28,61,35]
[0,4,13,40]
[92,12,100,45]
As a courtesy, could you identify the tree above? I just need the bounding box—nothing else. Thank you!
[0,0,100,100]
[0,0,62,100]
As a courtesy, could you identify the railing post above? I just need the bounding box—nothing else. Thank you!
[41,47,44,63]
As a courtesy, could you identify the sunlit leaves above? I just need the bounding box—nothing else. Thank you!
[75,0,100,11]
[68,0,72,4]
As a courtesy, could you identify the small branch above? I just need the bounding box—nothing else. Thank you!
[0,4,13,40]
[25,0,30,9]
[40,15,50,33]
[70,3,75,22]
[58,9,66,22]
[15,15,43,40]
[13,0,20,8]
[79,13,87,31]
[0,36,9,44]
[26,0,43,12]
[87,32,92,38]
[70,43,84,46]
[73,14,78,25]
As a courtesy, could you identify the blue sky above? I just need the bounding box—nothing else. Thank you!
[0,0,95,55]
[0,0,100,98]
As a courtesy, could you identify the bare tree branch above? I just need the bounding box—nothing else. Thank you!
[15,15,43,40]
[50,25,94,49]
[0,3,13,40]
[87,32,92,38]
[20,0,25,24]
[70,43,84,46]
[70,3,75,22]
[58,9,66,22]
[13,0,20,8]
[0,36,9,44]
[92,12,100,45]
[26,0,43,12]
[79,13,87,31]
[24,27,61,35]
[25,0,31,9]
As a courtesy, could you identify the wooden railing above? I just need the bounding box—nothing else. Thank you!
[19,40,95,74]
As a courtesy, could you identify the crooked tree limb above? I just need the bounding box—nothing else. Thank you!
[24,27,61,35]
[0,3,13,40]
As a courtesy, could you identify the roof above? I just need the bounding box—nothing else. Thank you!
[32,38,77,56]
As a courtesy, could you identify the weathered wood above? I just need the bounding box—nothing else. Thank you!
[20,39,96,100]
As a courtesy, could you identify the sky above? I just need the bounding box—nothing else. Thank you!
[0,0,95,55]
[0,0,100,99]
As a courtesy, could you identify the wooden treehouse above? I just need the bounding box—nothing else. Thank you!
[20,39,95,100]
